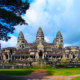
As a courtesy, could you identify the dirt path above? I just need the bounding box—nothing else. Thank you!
[26,69,80,80]
[0,69,80,80]
[43,74,80,80]
[12,69,80,80]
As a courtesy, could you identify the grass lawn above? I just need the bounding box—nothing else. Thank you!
[71,76,80,80]
[0,68,37,76]
[44,68,80,76]
[1,66,80,76]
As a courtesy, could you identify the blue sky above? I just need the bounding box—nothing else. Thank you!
[0,0,80,49]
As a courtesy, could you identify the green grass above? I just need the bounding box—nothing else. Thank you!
[0,64,51,76]
[44,68,80,76]
[1,66,80,77]
[71,76,80,80]
[0,68,37,76]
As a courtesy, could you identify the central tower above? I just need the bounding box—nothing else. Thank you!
[35,27,44,43]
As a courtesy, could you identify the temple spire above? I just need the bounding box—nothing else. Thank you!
[37,27,43,33]
[35,27,44,42]
[17,31,27,49]
[56,30,62,37]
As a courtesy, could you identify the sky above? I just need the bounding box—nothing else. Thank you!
[0,0,80,49]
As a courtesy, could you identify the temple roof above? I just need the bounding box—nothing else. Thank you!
[35,27,44,42]
[53,38,56,44]
[37,27,43,33]
[36,27,44,37]
[18,31,24,39]
[56,30,62,37]
[2,47,17,51]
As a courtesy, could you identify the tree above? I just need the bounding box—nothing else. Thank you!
[0,0,30,41]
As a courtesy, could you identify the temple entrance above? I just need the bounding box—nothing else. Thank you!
[5,54,8,59]
[39,51,43,59]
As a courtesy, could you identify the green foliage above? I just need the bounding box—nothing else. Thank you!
[60,59,68,62]
[78,57,80,61]
[32,65,52,69]
[59,59,68,65]
[0,0,29,41]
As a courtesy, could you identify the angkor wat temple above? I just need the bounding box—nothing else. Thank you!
[0,27,79,62]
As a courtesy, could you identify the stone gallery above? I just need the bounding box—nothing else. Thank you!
[0,27,79,62]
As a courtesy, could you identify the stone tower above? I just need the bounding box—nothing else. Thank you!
[35,27,45,43]
[17,31,27,49]
[53,30,64,49]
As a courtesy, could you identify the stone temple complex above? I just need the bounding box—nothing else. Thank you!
[0,27,79,62]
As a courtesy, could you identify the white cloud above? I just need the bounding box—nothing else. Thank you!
[64,44,72,48]
[26,9,37,23]
[0,35,17,49]
[44,36,50,42]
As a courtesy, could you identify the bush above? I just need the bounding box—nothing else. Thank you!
[32,64,52,69]
[60,59,68,65]
[60,59,68,62]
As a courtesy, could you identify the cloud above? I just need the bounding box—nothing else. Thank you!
[64,44,72,48]
[0,34,17,49]
[26,9,37,23]
[44,36,50,42]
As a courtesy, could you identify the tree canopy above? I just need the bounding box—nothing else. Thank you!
[0,0,30,41]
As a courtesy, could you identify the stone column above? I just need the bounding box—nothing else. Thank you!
[35,52,38,62]
[3,54,6,60]
[72,54,73,59]
[38,52,39,59]
[45,54,46,59]
[20,55,21,61]
[8,53,10,60]
[36,52,39,59]
[42,52,44,59]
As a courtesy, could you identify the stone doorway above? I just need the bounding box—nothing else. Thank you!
[5,54,8,59]
[39,51,43,59]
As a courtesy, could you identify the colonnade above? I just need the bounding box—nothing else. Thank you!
[2,54,35,61]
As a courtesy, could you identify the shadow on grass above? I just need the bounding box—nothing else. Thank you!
[46,71,55,76]
[0,70,33,76]
[64,71,73,76]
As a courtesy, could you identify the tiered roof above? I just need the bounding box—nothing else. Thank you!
[36,27,44,41]
[56,30,62,37]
